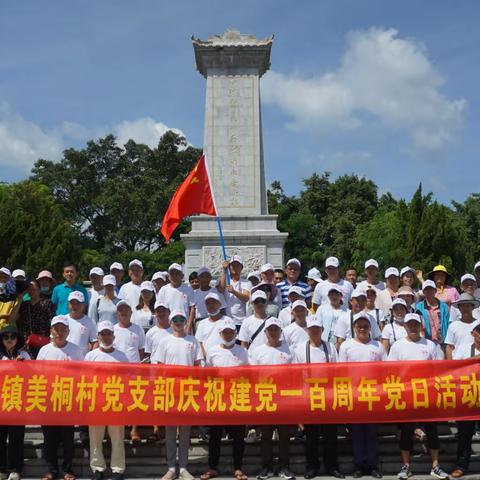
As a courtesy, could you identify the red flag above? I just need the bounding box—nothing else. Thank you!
[161,154,217,241]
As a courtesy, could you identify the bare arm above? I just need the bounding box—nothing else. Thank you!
[217,260,230,293]
[445,344,454,360]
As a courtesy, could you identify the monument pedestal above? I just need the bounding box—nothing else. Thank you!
[182,215,288,277]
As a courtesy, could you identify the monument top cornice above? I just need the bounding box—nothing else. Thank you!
[192,29,273,78]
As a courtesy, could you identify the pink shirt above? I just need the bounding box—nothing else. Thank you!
[435,286,459,307]
[427,304,441,344]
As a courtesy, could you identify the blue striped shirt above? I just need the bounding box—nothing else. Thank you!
[276,280,312,308]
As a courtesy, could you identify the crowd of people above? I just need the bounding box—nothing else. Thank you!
[0,255,479,480]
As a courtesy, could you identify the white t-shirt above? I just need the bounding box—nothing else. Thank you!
[381,321,408,346]
[282,321,309,349]
[334,310,381,341]
[206,344,249,367]
[66,314,98,355]
[376,289,397,315]
[118,281,142,308]
[144,325,172,355]
[195,316,231,351]
[293,339,338,364]
[90,296,120,324]
[387,337,444,361]
[193,287,225,319]
[474,287,480,302]
[131,308,154,331]
[238,314,270,351]
[357,280,386,293]
[453,342,480,360]
[313,279,354,307]
[151,334,203,366]
[365,308,385,327]
[278,306,293,328]
[338,338,387,362]
[444,319,480,347]
[1,350,31,360]
[249,341,293,365]
[37,342,84,361]
[222,278,252,325]
[449,306,480,323]
[315,303,346,344]
[84,348,129,362]
[113,323,145,362]
[157,283,195,317]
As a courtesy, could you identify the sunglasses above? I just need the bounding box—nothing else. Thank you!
[2,334,17,340]
[253,299,267,304]
[171,317,186,324]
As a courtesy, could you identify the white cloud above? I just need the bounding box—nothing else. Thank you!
[262,27,465,150]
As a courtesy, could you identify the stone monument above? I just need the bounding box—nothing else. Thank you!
[182,30,287,276]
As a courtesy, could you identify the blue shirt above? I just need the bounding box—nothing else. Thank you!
[277,280,311,308]
[51,282,90,315]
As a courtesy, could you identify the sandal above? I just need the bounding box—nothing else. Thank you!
[200,469,218,480]
[451,469,465,478]
[234,470,248,480]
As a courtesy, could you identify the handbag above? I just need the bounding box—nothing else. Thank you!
[25,302,50,349]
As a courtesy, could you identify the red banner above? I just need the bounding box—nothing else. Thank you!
[0,360,479,425]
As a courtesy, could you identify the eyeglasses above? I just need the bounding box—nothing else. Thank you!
[2,334,17,340]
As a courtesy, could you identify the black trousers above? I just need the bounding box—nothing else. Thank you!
[399,422,440,451]
[304,424,339,472]
[0,425,25,473]
[350,424,378,468]
[455,421,476,472]
[208,425,245,471]
[42,425,75,475]
[260,425,291,470]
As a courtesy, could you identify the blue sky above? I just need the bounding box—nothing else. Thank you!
[0,0,478,204]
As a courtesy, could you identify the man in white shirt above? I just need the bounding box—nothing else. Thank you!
[312,257,353,310]
[85,321,128,480]
[292,317,342,479]
[387,314,448,480]
[118,259,144,307]
[276,258,312,308]
[152,311,202,480]
[238,291,271,352]
[315,285,347,345]
[357,259,385,293]
[156,263,195,333]
[110,262,124,295]
[338,313,385,479]
[37,316,83,480]
[151,271,168,295]
[88,267,105,316]
[65,291,98,356]
[249,319,295,480]
[144,300,172,361]
[381,298,408,352]
[306,268,323,308]
[278,286,306,327]
[449,275,480,323]
[376,267,400,315]
[365,287,385,330]
[193,267,225,326]
[282,300,310,349]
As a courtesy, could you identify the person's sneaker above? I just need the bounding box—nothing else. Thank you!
[279,468,296,480]
[398,465,412,479]
[112,474,124,480]
[7,473,20,480]
[370,468,382,479]
[430,466,449,480]
[92,472,104,480]
[257,468,274,480]
[179,469,194,480]
[245,428,261,444]
[161,470,177,480]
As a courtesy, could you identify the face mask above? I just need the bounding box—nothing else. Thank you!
[99,341,113,349]
[40,286,51,294]
[222,338,236,347]
[209,309,221,317]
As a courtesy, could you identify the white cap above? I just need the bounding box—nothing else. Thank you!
[307,316,324,328]
[461,273,477,284]
[68,291,85,303]
[140,281,154,292]
[97,321,114,332]
[286,258,301,268]
[260,263,275,273]
[404,313,422,324]
[351,288,367,299]
[36,270,53,280]
[229,255,243,265]
[197,267,211,276]
[291,299,308,310]
[422,280,436,291]
[103,274,116,286]
[110,262,124,272]
[474,261,480,271]
[307,267,322,282]
[364,259,379,269]
[0,267,11,277]
[247,270,261,280]
[169,310,186,321]
[288,285,305,297]
[89,267,104,277]
[129,259,143,269]
[251,290,267,302]
[151,271,168,282]
[353,312,371,324]
[116,299,132,310]
[168,263,183,273]
[400,266,416,277]
[51,315,69,327]
[205,292,222,303]
[327,285,343,295]
[263,318,283,331]
[385,267,400,278]
[325,256,340,268]
[219,319,237,332]
[12,269,26,278]
[392,298,408,309]
[154,299,169,310]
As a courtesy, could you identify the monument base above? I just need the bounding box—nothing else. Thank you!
[181,215,288,277]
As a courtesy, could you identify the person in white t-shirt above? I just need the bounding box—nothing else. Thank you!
[473,261,480,302]
[282,300,310,349]
[249,319,295,480]
[357,259,386,293]
[65,290,97,356]
[84,321,128,480]
[312,257,354,310]
[109,262,124,295]
[453,322,480,359]
[376,267,400,315]
[387,314,448,480]
[202,320,248,480]
[87,267,105,318]
[193,267,225,329]
[118,259,144,308]
[152,311,202,480]
[151,271,168,296]
[37,316,83,480]
[381,298,408,353]
[306,268,323,308]
[445,293,480,360]
[156,263,195,333]
[144,300,172,360]
[315,285,347,345]
[449,275,480,323]
[247,270,261,287]
[338,313,385,479]
[292,317,342,479]
[89,274,121,324]
[238,291,271,353]
[334,289,381,349]
[365,287,385,331]
[131,281,155,332]
[278,286,306,327]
